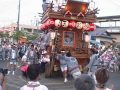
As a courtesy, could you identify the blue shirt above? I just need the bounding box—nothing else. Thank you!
[65,56,79,71]
[87,54,99,72]
[57,54,67,65]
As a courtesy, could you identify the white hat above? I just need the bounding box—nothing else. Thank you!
[42,50,47,54]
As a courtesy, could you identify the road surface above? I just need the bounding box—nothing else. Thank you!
[0,60,120,90]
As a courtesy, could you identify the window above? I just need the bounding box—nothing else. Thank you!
[24,28,32,32]
[63,31,75,47]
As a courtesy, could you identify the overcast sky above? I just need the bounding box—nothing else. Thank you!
[0,0,120,27]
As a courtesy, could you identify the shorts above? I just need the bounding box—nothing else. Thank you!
[72,71,81,79]
[10,59,17,65]
[60,65,67,72]
[10,61,17,65]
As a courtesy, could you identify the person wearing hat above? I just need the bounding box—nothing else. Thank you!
[40,50,50,73]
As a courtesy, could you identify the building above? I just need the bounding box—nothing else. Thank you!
[0,23,40,34]
[96,15,120,43]
[0,23,41,44]
[89,27,116,47]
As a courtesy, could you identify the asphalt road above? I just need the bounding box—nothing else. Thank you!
[0,60,120,90]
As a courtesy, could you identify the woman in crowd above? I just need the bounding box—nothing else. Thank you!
[95,68,113,90]
[20,64,48,90]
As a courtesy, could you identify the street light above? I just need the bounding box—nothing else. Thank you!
[17,0,21,31]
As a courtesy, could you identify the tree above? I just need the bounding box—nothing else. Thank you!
[12,30,39,42]
[12,30,25,41]
[0,32,4,37]
[26,33,39,42]
[0,32,9,38]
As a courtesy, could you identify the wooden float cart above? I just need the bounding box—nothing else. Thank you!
[40,0,97,77]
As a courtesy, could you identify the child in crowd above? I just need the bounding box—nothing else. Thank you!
[20,64,48,90]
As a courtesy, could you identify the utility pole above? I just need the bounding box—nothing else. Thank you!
[17,0,21,31]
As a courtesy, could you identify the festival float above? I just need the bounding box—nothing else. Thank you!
[40,0,98,77]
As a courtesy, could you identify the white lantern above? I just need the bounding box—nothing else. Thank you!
[84,32,90,42]
[62,20,69,28]
[50,32,56,39]
[76,22,83,29]
[55,19,61,27]
[50,32,56,46]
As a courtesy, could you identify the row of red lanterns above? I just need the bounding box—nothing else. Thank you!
[40,19,96,31]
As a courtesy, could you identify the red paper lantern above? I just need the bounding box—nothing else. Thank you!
[40,24,43,30]
[83,23,90,30]
[69,21,76,28]
[42,24,44,30]
[42,24,48,30]
[89,23,96,31]
[50,19,55,26]
[44,23,48,30]
[46,19,55,27]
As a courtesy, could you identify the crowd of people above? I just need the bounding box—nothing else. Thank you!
[0,41,51,74]
[87,44,120,72]
[0,40,119,90]
[0,41,50,90]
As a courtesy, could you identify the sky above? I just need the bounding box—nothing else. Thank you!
[0,0,120,27]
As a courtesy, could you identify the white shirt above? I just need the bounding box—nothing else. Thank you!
[12,49,16,59]
[30,51,34,57]
[41,55,50,62]
[96,87,112,90]
[20,81,48,90]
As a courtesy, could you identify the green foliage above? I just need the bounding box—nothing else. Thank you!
[26,33,38,41]
[0,32,4,37]
[12,30,39,42]
[12,30,25,40]
[117,45,120,49]
[0,32,9,37]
